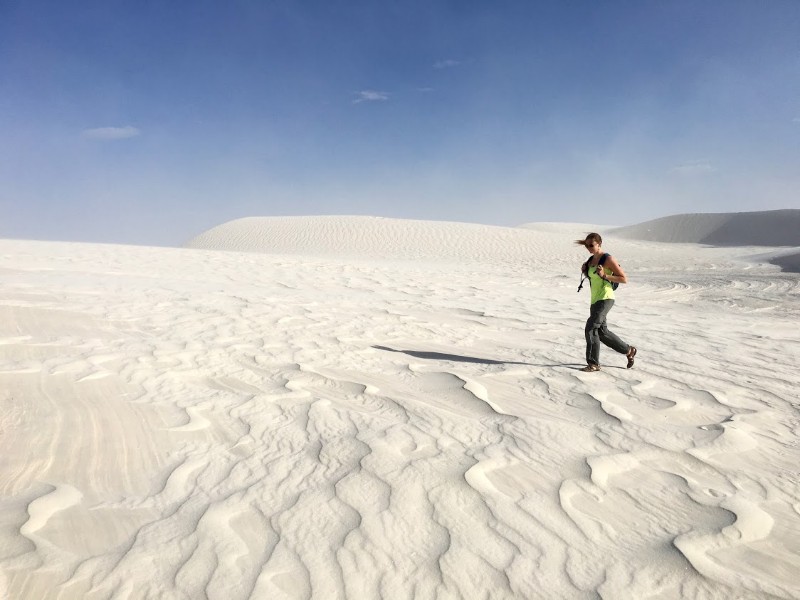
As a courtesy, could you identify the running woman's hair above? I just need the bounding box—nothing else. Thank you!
[575,233,602,247]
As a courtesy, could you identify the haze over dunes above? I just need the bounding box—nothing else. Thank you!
[4,3,799,247]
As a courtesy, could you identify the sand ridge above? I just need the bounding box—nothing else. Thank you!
[606,209,800,246]
[186,216,586,265]
[603,210,800,274]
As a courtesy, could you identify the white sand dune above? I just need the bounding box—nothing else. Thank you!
[603,210,800,274]
[186,216,580,265]
[606,209,800,246]
[2,215,799,599]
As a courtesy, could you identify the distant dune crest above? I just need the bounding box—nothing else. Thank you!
[609,209,800,247]
[189,211,800,255]
[186,212,800,273]
[185,216,577,263]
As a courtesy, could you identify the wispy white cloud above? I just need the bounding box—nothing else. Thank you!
[670,160,715,175]
[353,90,389,104]
[82,126,141,140]
[792,116,800,124]
[433,59,460,69]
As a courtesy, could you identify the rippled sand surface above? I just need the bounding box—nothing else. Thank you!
[1,218,798,599]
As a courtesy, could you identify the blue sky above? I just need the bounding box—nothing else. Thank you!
[2,0,799,246]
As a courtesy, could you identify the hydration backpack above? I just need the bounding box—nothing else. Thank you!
[577,253,619,292]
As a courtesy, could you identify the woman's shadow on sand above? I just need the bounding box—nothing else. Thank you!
[372,345,589,369]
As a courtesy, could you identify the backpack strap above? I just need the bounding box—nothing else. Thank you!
[598,253,620,290]
[578,253,614,292]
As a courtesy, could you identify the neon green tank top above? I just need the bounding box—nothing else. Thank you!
[588,265,616,304]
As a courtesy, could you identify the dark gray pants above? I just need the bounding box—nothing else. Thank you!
[585,299,629,366]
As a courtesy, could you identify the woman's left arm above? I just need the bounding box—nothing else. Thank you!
[603,256,628,284]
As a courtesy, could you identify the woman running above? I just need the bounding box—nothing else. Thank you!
[576,233,637,372]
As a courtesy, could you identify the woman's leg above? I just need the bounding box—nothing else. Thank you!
[598,322,629,355]
[584,319,598,365]
[585,300,614,365]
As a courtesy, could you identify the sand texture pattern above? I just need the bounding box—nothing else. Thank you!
[1,217,799,599]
